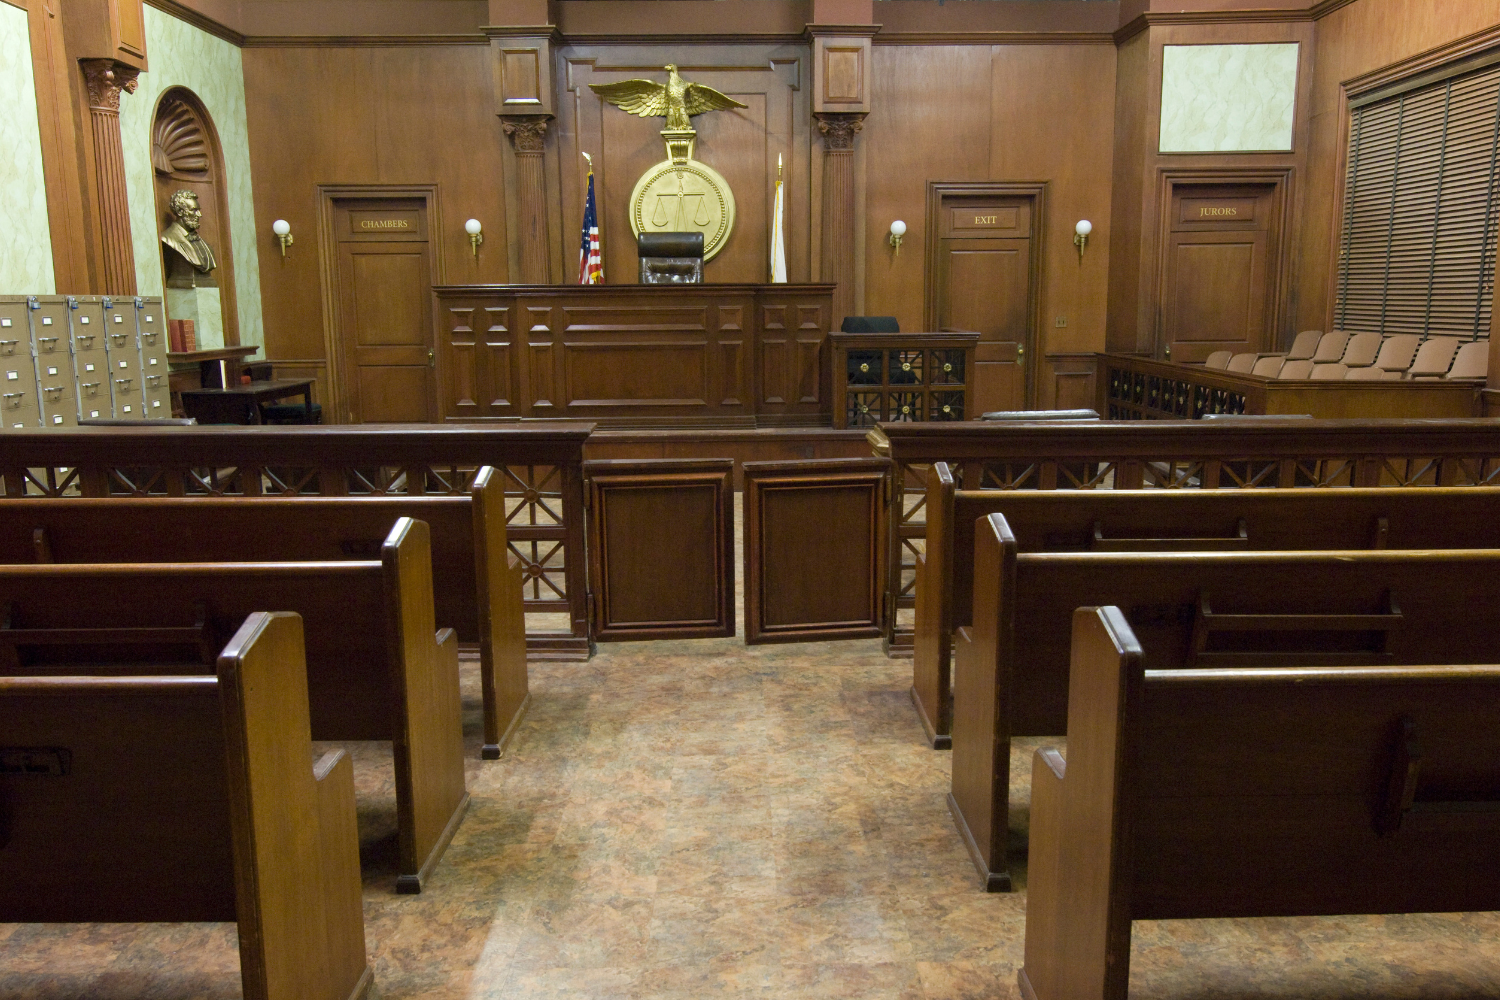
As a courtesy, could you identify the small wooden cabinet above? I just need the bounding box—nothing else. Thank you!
[830,331,980,429]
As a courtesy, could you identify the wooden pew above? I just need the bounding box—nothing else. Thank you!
[1020,606,1500,1000]
[951,513,1500,891]
[0,611,374,1000]
[914,471,1500,746]
[0,516,466,893]
[1,464,527,759]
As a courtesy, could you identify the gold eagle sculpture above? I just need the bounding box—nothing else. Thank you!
[590,64,747,131]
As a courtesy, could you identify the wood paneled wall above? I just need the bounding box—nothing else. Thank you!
[242,42,511,368]
[862,41,1117,408]
[1297,0,1500,335]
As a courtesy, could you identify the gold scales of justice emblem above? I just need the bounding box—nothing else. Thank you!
[590,65,745,261]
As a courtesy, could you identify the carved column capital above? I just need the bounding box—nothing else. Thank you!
[502,115,551,154]
[81,60,140,114]
[815,112,866,152]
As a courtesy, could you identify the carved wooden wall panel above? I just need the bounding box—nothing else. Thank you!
[557,44,812,285]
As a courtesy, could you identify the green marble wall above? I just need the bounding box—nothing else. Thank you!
[120,5,261,350]
[1159,43,1299,153]
[1,4,56,294]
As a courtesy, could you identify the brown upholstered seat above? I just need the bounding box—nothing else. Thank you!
[1406,336,1461,378]
[1311,330,1350,363]
[1310,362,1348,379]
[1374,333,1421,371]
[1447,340,1489,379]
[1346,364,1399,380]
[1226,352,1258,373]
[1277,359,1315,379]
[1204,350,1233,369]
[1340,330,1382,366]
[1250,355,1284,377]
[1285,330,1322,361]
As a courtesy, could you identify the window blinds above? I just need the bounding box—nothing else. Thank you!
[1336,61,1500,339]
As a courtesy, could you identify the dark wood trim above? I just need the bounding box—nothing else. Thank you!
[1310,0,1361,18]
[1114,8,1313,44]
[240,34,488,47]
[1344,23,1500,102]
[145,0,247,46]
[316,184,442,424]
[0,0,28,12]
[873,31,1114,46]
[1153,166,1295,356]
[924,180,1048,408]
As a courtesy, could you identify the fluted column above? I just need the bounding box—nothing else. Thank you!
[81,59,140,296]
[502,115,552,284]
[816,112,865,326]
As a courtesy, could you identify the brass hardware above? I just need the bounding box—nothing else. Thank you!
[1164,343,1172,360]
[859,362,869,373]
[942,404,952,414]
[1018,346,1025,357]
[900,404,910,414]
[942,362,952,373]
[902,362,911,371]
[428,349,436,368]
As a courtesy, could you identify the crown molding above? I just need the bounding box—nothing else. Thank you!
[240,34,489,47]
[1310,0,1360,19]
[874,30,1113,46]
[145,0,247,47]
[804,23,882,38]
[1114,7,1312,45]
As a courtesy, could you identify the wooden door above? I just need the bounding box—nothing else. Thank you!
[332,199,436,423]
[934,198,1035,413]
[584,459,735,641]
[1160,185,1277,364]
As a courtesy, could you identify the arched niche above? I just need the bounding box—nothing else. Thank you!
[151,86,239,347]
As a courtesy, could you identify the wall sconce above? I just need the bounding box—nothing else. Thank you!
[888,219,906,254]
[272,219,293,257]
[1074,219,1092,262]
[465,218,484,259]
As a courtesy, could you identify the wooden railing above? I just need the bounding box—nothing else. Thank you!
[870,418,1500,653]
[0,423,595,658]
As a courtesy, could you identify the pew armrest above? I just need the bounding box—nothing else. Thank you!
[312,749,374,999]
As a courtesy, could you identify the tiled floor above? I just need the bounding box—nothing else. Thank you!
[7,634,1500,999]
[6,496,1500,998]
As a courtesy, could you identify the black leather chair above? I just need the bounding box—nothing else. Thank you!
[638,232,704,284]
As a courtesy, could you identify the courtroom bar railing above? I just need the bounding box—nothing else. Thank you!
[0,423,594,658]
[1099,353,1483,420]
[869,418,1500,654]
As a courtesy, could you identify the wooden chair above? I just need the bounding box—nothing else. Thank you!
[1340,330,1383,367]
[0,517,467,893]
[950,512,1500,890]
[1284,329,1322,360]
[1447,340,1489,379]
[1276,358,1314,379]
[2,464,528,759]
[1374,332,1421,372]
[1225,352,1257,373]
[1020,605,1500,1000]
[911,469,1500,748]
[1408,336,1462,378]
[1249,355,1284,377]
[1311,329,1350,362]
[1203,351,1232,369]
[0,611,374,1000]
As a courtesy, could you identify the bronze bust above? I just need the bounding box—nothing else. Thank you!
[160,189,217,285]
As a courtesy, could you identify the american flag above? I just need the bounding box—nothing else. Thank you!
[578,167,603,284]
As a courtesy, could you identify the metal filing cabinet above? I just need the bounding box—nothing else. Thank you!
[0,297,41,430]
[28,296,77,427]
[68,296,111,419]
[103,296,143,417]
[134,297,169,418]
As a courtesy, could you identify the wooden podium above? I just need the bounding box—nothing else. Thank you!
[431,283,834,427]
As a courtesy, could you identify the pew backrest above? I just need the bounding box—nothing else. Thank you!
[0,611,371,999]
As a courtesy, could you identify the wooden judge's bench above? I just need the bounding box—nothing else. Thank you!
[432,284,835,427]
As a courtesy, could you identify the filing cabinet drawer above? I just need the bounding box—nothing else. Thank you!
[36,357,77,427]
[76,353,110,419]
[69,296,107,352]
[0,299,25,359]
[1,354,40,429]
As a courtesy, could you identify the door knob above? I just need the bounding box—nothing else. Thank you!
[427,349,436,368]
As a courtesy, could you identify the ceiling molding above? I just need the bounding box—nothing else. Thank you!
[145,0,247,47]
[1114,8,1312,45]
[874,31,1114,46]
[240,34,489,47]
[1309,0,1361,19]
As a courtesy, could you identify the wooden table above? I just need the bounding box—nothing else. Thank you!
[179,379,315,425]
